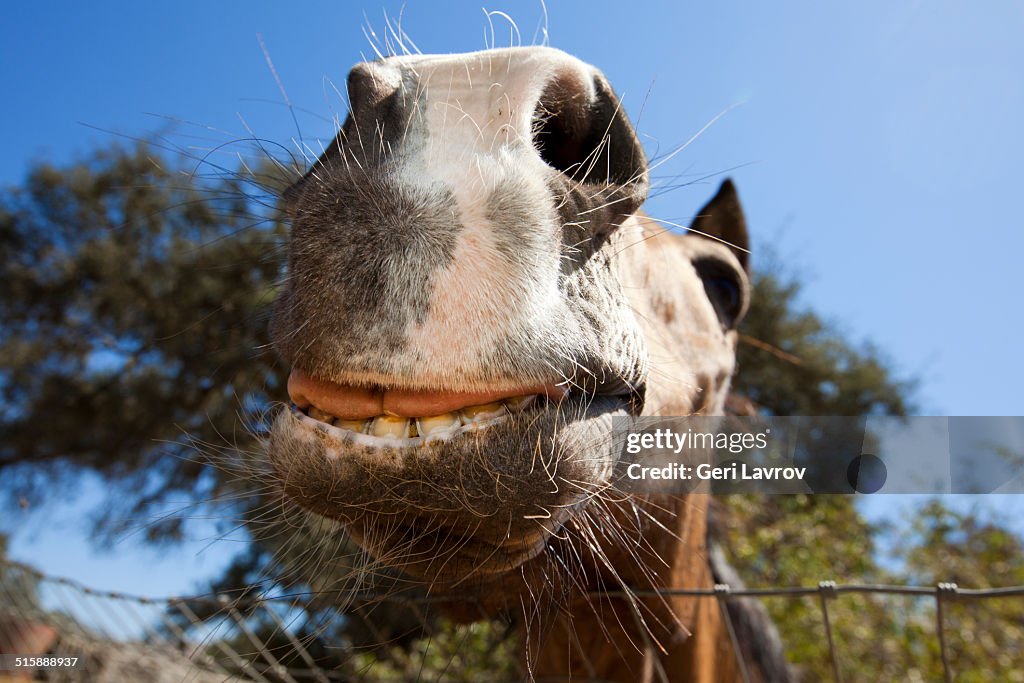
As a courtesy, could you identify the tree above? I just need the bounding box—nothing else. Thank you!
[719,269,915,679]
[722,272,1023,681]
[897,501,1024,682]
[0,143,289,543]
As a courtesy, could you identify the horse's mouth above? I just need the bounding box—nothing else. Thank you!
[289,397,537,447]
[271,367,637,583]
[286,368,575,448]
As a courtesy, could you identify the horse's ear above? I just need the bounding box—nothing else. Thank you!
[690,179,750,272]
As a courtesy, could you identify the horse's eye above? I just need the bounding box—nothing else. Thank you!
[694,259,746,328]
[707,276,740,316]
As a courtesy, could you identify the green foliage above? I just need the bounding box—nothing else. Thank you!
[898,501,1024,681]
[723,496,1024,681]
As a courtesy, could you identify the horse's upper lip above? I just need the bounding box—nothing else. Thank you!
[286,368,569,419]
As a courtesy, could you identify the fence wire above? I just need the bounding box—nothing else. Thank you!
[2,557,1023,682]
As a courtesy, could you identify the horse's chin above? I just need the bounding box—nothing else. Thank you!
[267,392,632,586]
[344,515,558,587]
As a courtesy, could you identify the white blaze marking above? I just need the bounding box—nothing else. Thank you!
[384,48,593,374]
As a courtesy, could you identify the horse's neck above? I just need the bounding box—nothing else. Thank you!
[522,216,746,681]
[526,495,745,682]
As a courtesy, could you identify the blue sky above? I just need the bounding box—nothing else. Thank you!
[3,2,1024,595]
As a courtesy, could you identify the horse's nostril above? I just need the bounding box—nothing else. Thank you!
[346,62,402,113]
[531,70,649,218]
[532,72,593,177]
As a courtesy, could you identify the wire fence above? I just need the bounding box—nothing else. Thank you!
[2,557,1023,682]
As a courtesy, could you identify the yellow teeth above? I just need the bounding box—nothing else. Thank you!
[459,401,506,423]
[308,406,335,424]
[370,415,410,437]
[502,394,537,412]
[298,391,545,443]
[417,412,462,436]
[335,419,369,433]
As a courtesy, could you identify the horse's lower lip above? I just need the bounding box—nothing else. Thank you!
[286,368,568,419]
[267,392,629,578]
